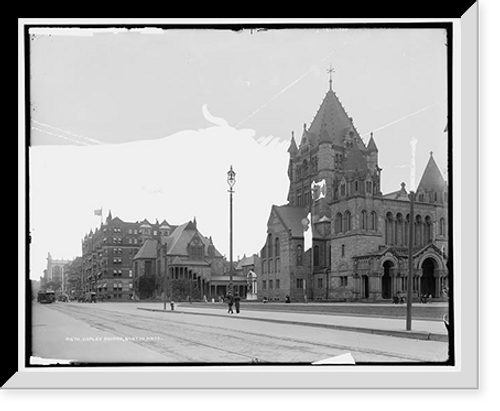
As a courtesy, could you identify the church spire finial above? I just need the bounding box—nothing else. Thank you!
[327,64,335,90]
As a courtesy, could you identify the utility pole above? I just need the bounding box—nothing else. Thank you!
[163,243,168,311]
[406,190,415,330]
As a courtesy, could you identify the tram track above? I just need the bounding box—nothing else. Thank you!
[47,303,439,363]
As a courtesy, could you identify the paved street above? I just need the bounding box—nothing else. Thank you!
[31,301,449,365]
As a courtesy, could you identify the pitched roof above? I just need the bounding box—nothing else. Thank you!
[288,133,298,154]
[343,141,368,173]
[272,204,309,237]
[417,153,446,192]
[236,254,255,270]
[307,89,363,148]
[162,221,223,258]
[383,182,410,201]
[367,133,378,152]
[133,239,158,260]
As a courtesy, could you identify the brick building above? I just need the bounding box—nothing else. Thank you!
[81,211,175,300]
[133,218,248,301]
[256,81,449,302]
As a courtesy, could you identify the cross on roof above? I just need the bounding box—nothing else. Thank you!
[327,64,335,90]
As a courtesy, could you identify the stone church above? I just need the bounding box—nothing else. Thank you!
[256,80,449,302]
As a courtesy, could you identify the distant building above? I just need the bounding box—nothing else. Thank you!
[133,217,248,301]
[44,253,71,291]
[81,211,175,300]
[256,80,449,302]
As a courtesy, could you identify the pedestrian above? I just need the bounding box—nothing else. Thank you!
[285,295,291,303]
[226,293,234,314]
[234,293,241,314]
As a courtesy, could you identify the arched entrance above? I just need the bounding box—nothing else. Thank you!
[362,275,369,299]
[421,258,436,297]
[382,261,393,299]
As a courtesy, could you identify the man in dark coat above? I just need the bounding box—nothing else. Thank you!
[234,293,241,314]
[226,293,234,314]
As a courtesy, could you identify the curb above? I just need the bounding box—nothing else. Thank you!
[137,307,448,343]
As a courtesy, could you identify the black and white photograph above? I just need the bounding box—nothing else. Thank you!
[12,13,480,391]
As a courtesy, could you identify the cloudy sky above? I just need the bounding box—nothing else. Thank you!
[26,24,448,280]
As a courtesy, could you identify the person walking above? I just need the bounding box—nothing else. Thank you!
[226,293,234,314]
[234,293,241,314]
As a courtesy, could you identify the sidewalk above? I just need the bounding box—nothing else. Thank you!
[137,303,449,342]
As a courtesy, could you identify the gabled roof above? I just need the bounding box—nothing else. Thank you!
[133,239,158,260]
[236,255,255,270]
[417,153,446,192]
[383,183,410,201]
[272,204,309,238]
[162,221,223,258]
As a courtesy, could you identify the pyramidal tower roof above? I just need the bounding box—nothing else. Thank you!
[417,152,446,192]
[307,87,362,148]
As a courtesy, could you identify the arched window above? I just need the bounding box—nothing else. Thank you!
[275,258,280,273]
[371,211,377,231]
[361,210,367,230]
[344,211,352,231]
[396,213,404,245]
[267,233,273,257]
[313,245,320,267]
[385,212,394,245]
[335,213,343,234]
[424,216,432,244]
[354,180,359,192]
[415,215,423,247]
[275,237,280,257]
[268,259,273,274]
[405,214,410,245]
[439,218,446,236]
[296,245,303,266]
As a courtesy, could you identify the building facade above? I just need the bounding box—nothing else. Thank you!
[81,211,174,300]
[256,82,449,302]
[43,253,71,291]
[133,218,248,301]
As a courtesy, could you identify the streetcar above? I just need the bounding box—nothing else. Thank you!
[37,290,55,304]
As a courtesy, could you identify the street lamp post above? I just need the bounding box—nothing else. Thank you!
[227,165,236,296]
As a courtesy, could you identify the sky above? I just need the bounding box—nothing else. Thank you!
[26,24,448,280]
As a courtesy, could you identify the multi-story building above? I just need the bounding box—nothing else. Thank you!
[81,211,174,300]
[44,253,71,291]
[256,80,449,302]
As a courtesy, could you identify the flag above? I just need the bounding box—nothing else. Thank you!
[302,212,312,251]
[311,179,326,202]
[94,208,102,216]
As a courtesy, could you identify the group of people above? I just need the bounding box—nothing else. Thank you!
[225,293,241,314]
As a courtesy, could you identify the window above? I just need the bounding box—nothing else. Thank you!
[335,213,343,233]
[314,245,320,267]
[318,277,323,289]
[296,245,303,266]
[371,211,377,231]
[340,276,348,287]
[275,258,280,273]
[341,244,345,257]
[275,237,280,257]
[361,210,367,230]
[268,259,273,273]
[269,280,273,289]
[296,278,304,289]
[344,211,352,231]
[354,180,359,192]
[262,280,267,290]
[276,279,280,290]
[366,181,372,194]
[340,184,346,196]
[439,218,445,236]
